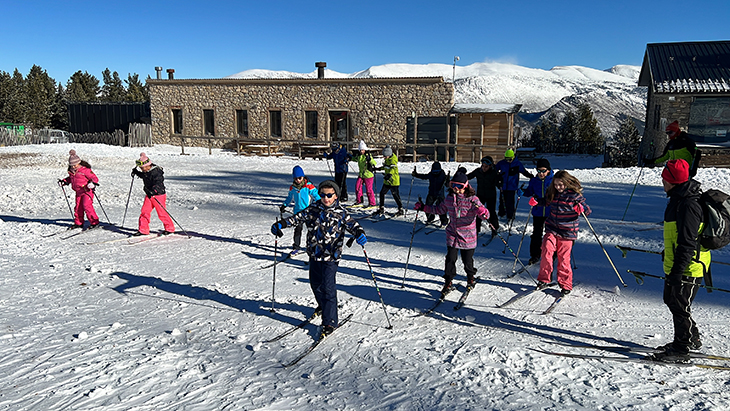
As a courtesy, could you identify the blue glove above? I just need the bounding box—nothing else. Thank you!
[271,222,283,237]
[517,188,524,197]
[356,233,367,246]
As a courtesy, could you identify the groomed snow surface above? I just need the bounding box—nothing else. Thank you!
[1,144,730,410]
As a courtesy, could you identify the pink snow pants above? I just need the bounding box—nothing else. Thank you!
[74,191,99,226]
[537,232,574,291]
[355,176,376,206]
[138,194,175,234]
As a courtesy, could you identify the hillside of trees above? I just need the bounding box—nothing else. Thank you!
[0,65,149,131]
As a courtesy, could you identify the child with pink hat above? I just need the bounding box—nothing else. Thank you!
[58,150,100,229]
[130,153,175,235]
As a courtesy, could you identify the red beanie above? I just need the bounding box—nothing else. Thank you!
[662,159,689,185]
[666,121,680,137]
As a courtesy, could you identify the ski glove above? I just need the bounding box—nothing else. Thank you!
[57,179,68,186]
[131,168,138,177]
[271,222,284,238]
[279,205,287,214]
[356,233,368,246]
[87,182,96,189]
[477,206,489,219]
[573,203,584,214]
[517,188,524,197]
[665,274,682,287]
[414,201,424,211]
[528,197,538,207]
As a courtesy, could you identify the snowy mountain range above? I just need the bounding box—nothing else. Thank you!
[227,62,647,140]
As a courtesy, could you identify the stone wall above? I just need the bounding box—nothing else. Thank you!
[641,91,693,159]
[148,78,454,148]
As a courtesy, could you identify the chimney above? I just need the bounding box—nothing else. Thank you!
[155,67,163,79]
[315,62,327,79]
[166,68,175,80]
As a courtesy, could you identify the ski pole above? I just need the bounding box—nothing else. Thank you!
[401,202,421,287]
[582,211,627,287]
[628,270,730,293]
[151,196,191,238]
[615,244,730,267]
[361,246,393,329]
[271,237,278,312]
[503,185,524,254]
[486,220,536,284]
[58,182,74,220]
[621,166,644,221]
[512,205,533,272]
[403,174,415,217]
[325,155,334,178]
[121,177,134,228]
[93,189,112,225]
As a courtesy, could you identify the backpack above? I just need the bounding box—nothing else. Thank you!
[698,189,730,250]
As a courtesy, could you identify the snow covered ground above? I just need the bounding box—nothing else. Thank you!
[2,143,730,410]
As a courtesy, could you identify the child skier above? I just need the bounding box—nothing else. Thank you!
[414,171,489,296]
[467,156,500,235]
[523,158,554,265]
[280,165,321,254]
[535,170,590,295]
[58,149,100,229]
[495,149,533,220]
[323,143,352,202]
[271,180,367,338]
[352,140,377,209]
[376,145,404,215]
[130,152,175,236]
[412,161,448,226]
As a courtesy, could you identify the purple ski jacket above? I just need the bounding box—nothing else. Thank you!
[424,193,488,249]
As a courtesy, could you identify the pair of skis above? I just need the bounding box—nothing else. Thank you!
[496,282,566,315]
[258,249,304,269]
[264,312,354,368]
[418,277,480,316]
[534,341,730,371]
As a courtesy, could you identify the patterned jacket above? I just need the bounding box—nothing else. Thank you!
[283,200,364,261]
[544,189,591,240]
[424,193,488,249]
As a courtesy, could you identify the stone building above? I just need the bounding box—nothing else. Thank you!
[638,41,730,165]
[147,67,454,154]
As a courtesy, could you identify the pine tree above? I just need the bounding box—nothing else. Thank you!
[50,84,69,130]
[611,116,641,167]
[67,71,100,102]
[101,68,126,102]
[0,71,11,122]
[125,73,149,102]
[25,65,57,129]
[557,110,577,154]
[576,103,603,154]
[5,69,27,124]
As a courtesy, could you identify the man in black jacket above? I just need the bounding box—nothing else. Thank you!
[646,159,710,364]
[467,156,500,234]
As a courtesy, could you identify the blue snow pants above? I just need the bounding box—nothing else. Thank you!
[309,259,339,327]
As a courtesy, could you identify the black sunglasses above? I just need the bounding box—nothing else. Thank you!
[537,168,548,173]
[320,192,337,198]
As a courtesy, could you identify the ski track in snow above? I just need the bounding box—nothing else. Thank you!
[1,144,730,410]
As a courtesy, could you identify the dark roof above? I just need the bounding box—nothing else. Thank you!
[450,103,522,114]
[638,41,730,93]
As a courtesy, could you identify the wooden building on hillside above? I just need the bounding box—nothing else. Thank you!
[451,103,522,162]
[638,41,730,166]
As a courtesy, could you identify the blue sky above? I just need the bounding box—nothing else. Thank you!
[2,0,728,84]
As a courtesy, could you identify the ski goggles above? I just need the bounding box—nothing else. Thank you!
[450,181,467,190]
[536,168,549,174]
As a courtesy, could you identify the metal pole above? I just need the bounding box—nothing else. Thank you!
[582,211,627,287]
[401,209,421,287]
[151,196,191,238]
[361,246,393,329]
[93,190,112,225]
[121,177,135,228]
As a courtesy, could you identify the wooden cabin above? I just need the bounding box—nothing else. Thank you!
[450,103,522,162]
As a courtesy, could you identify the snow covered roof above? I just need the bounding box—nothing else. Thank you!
[638,41,730,93]
[450,103,522,114]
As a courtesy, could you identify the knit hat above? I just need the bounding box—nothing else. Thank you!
[481,156,493,165]
[358,140,368,151]
[68,150,81,166]
[505,149,515,159]
[457,166,467,174]
[383,145,393,157]
[662,159,690,185]
[136,152,151,167]
[330,142,340,151]
[536,158,551,170]
[292,165,305,179]
[452,171,469,185]
[431,161,442,172]
[318,179,340,199]
[666,121,680,136]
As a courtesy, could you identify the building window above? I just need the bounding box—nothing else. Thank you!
[270,110,282,138]
[236,110,249,137]
[204,109,215,136]
[305,111,318,138]
[689,97,730,143]
[172,109,183,135]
